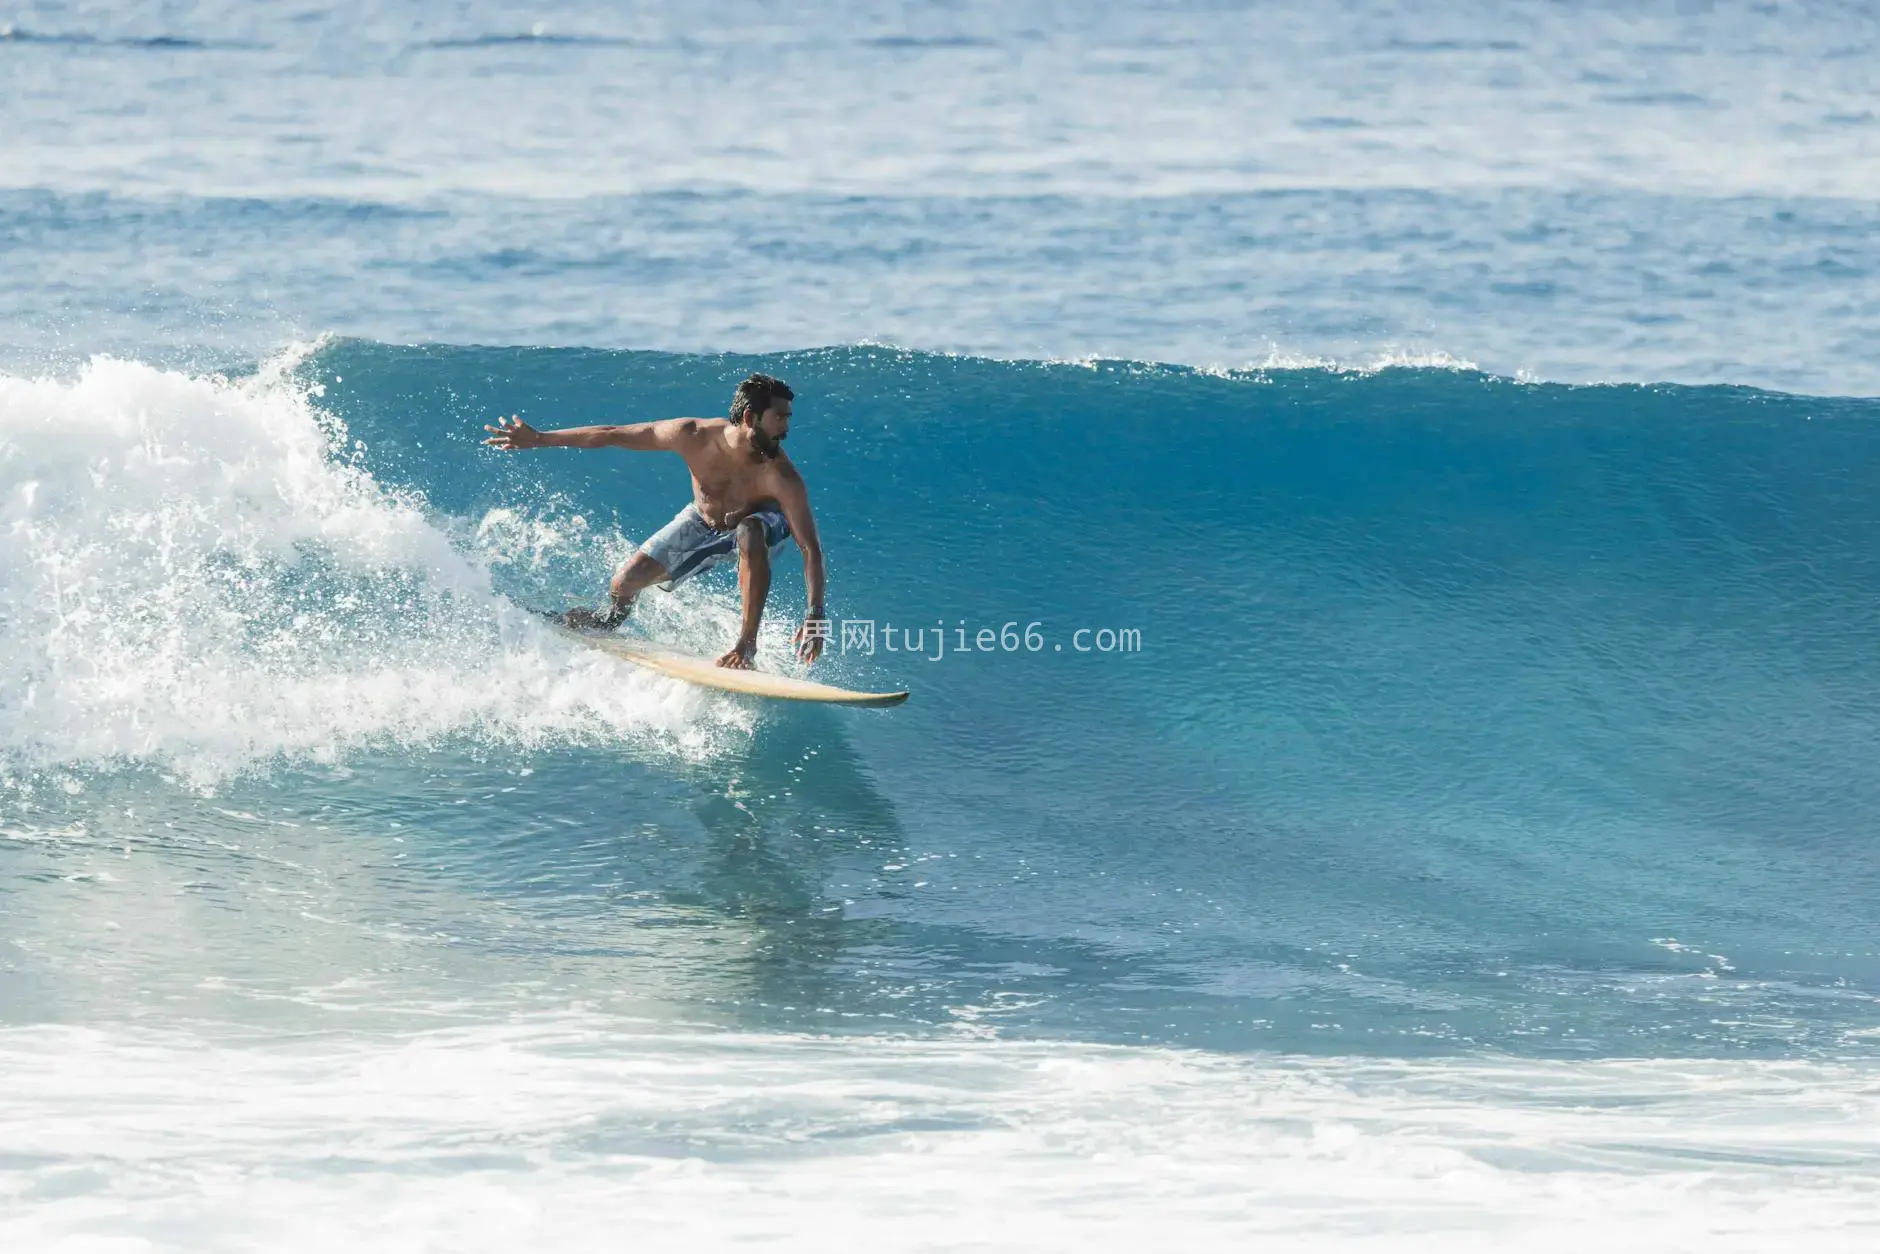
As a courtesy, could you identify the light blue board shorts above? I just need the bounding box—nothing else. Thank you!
[641,503,792,590]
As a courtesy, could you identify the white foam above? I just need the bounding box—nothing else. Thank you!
[1241,347,1483,375]
[0,353,751,785]
[0,1019,1874,1252]
[1028,346,1484,379]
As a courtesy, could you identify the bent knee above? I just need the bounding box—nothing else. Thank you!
[735,516,769,557]
[612,552,667,593]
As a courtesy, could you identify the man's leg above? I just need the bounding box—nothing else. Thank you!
[715,516,771,669]
[565,550,669,630]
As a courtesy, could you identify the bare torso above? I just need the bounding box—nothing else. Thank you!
[679,419,796,529]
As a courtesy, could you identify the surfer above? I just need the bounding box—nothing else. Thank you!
[483,373,827,669]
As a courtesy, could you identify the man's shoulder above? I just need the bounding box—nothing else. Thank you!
[771,451,805,485]
[670,417,730,450]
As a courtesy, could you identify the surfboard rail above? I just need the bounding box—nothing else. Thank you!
[548,621,909,707]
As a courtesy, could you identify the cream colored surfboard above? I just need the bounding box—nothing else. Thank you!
[551,622,909,707]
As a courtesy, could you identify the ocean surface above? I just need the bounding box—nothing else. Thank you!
[4,2,1880,1250]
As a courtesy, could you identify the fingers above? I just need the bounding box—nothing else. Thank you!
[791,623,825,664]
[483,415,522,448]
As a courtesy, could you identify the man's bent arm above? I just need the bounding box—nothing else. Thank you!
[775,473,827,613]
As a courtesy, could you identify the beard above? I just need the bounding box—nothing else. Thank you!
[751,428,785,459]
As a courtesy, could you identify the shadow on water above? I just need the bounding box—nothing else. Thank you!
[661,705,912,1020]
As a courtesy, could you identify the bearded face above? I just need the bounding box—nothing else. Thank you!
[748,399,792,459]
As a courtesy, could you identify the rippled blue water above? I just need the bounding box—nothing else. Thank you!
[5,0,1880,390]
[4,3,1880,1249]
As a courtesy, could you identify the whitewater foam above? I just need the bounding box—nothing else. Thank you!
[0,353,751,785]
[1,1019,1876,1253]
[1240,347,1484,375]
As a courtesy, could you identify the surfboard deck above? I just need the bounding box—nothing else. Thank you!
[543,617,908,708]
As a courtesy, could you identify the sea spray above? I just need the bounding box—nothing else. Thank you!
[0,352,750,783]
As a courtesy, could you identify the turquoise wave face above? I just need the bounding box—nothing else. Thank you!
[4,341,1877,1056]
[274,340,1880,1055]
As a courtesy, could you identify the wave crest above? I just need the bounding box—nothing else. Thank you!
[0,353,745,785]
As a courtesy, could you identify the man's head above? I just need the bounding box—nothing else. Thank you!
[730,373,793,458]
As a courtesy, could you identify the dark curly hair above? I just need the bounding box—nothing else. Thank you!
[729,373,794,425]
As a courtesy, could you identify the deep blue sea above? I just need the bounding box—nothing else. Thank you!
[4,2,1880,1250]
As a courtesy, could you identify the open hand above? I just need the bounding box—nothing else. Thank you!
[483,415,542,450]
[794,616,829,664]
[715,640,757,670]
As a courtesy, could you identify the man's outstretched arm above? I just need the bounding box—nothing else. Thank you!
[484,415,700,451]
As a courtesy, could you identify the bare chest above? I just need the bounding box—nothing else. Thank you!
[686,447,778,527]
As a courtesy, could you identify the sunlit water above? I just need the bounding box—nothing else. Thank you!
[4,2,1880,1249]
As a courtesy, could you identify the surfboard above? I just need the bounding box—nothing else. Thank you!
[545,620,909,707]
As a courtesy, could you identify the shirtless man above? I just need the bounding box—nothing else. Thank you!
[483,373,827,669]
